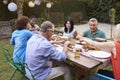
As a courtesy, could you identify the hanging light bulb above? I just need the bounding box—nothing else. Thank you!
[3,0,8,4]
[34,0,41,5]
[8,2,17,12]
[46,2,52,8]
[28,1,35,8]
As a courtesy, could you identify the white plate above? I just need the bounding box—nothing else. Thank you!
[90,51,111,59]
[76,40,80,44]
[60,36,68,39]
[72,44,82,49]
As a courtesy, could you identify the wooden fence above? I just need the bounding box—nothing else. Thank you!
[0,21,13,39]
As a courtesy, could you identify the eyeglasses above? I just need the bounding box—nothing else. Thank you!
[48,29,54,33]
[89,24,97,26]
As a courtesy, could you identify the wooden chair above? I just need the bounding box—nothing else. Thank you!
[0,44,35,80]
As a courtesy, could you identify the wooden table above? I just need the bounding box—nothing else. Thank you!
[67,51,102,80]
[55,42,110,80]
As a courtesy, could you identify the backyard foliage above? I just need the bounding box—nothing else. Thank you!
[0,0,120,23]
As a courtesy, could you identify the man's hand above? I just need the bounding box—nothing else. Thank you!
[63,41,71,58]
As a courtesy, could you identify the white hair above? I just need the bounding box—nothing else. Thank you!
[89,18,98,24]
[41,21,54,32]
[114,24,120,42]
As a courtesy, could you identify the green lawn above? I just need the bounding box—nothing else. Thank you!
[0,39,64,80]
[0,38,112,80]
[0,39,15,80]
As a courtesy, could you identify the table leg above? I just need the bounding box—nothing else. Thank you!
[73,66,90,80]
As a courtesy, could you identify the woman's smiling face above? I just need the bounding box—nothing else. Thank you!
[66,21,71,29]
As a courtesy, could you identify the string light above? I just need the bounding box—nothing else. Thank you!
[46,2,52,8]
[4,0,54,12]
[34,0,41,5]
[8,2,17,12]
[3,0,8,4]
[28,1,35,8]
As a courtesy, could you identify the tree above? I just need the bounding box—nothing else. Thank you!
[16,0,24,18]
[16,0,56,18]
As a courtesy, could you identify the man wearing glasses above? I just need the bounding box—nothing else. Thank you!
[25,21,71,80]
[82,18,106,41]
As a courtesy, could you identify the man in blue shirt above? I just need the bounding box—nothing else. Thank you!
[82,18,106,40]
[25,21,71,80]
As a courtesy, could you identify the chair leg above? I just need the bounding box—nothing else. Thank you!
[10,69,17,80]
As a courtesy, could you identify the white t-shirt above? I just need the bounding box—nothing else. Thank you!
[63,28,76,38]
[29,24,40,34]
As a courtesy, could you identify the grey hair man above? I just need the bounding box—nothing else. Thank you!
[80,24,120,80]
[25,21,72,80]
[82,18,106,40]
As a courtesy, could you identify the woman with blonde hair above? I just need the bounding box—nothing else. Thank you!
[81,24,120,80]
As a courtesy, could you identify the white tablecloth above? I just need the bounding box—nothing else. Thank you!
[81,50,111,68]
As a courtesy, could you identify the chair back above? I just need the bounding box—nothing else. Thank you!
[0,45,12,63]
[97,73,114,80]
[0,44,35,80]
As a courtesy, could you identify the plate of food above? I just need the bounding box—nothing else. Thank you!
[60,36,68,39]
[90,51,111,59]
[76,40,80,44]
[95,38,107,42]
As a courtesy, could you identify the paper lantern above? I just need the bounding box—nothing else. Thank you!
[46,2,52,8]
[34,0,41,5]
[28,1,35,7]
[8,2,17,12]
[3,0,8,4]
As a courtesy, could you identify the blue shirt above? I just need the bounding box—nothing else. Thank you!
[25,34,66,80]
[10,29,33,64]
[83,29,106,40]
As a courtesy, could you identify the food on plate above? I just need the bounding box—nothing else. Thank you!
[60,36,69,41]
[95,38,107,42]
[79,41,87,45]
[86,45,100,50]
[51,34,61,41]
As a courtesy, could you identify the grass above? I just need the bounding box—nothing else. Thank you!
[0,39,14,80]
[0,39,24,80]
[0,38,112,80]
[0,38,64,80]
